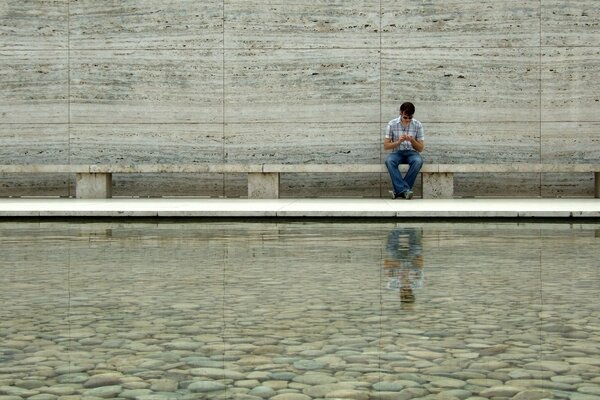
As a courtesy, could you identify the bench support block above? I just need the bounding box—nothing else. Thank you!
[76,173,112,199]
[596,172,600,198]
[422,172,454,199]
[248,172,280,199]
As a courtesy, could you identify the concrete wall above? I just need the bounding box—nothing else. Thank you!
[1,1,598,198]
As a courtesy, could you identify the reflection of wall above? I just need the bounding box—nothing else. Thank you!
[1,1,598,197]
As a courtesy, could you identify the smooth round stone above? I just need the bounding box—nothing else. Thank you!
[508,370,532,379]
[299,350,325,358]
[56,373,89,384]
[442,389,473,400]
[0,387,37,397]
[182,357,222,368]
[136,394,179,400]
[525,361,571,373]
[39,386,77,396]
[468,361,509,370]
[82,385,122,398]
[273,357,299,364]
[506,379,573,391]
[303,383,355,398]
[188,381,226,393]
[247,371,271,381]
[120,389,153,399]
[551,375,583,384]
[101,339,129,348]
[293,373,337,386]
[164,341,200,351]
[0,396,23,400]
[569,394,600,400]
[381,352,407,361]
[249,385,276,399]
[262,380,287,390]
[326,389,369,400]
[467,379,503,387]
[15,380,45,390]
[292,360,325,370]
[237,356,272,366]
[235,380,260,389]
[122,381,150,390]
[479,386,521,397]
[189,368,245,380]
[65,329,95,339]
[270,394,311,400]
[512,389,554,400]
[270,373,296,381]
[373,382,404,392]
[83,374,123,388]
[253,346,284,355]
[408,350,445,360]
[578,386,600,396]
[149,379,178,392]
[430,378,467,389]
[568,357,600,366]
[26,395,56,400]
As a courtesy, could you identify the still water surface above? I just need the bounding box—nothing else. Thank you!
[1,221,599,400]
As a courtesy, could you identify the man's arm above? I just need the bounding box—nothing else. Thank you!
[410,137,425,152]
[383,137,400,150]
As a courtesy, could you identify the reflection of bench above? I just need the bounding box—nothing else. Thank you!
[1,164,599,199]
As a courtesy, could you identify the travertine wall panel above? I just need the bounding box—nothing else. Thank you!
[225,1,380,49]
[111,174,224,198]
[381,48,540,123]
[424,123,540,164]
[225,49,379,124]
[540,122,600,197]
[281,173,385,198]
[455,174,541,198]
[540,173,593,197]
[69,0,223,49]
[0,124,70,196]
[541,47,600,122]
[541,1,600,46]
[0,124,69,162]
[0,51,68,123]
[70,50,223,124]
[0,0,68,50]
[382,0,540,48]
[225,123,379,163]
[70,124,223,163]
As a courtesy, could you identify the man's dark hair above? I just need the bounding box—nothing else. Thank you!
[400,102,415,116]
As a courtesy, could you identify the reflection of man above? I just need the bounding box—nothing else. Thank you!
[383,227,424,303]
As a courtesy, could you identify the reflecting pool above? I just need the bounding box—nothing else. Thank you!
[1,221,599,400]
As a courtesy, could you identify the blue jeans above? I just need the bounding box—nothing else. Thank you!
[385,150,423,196]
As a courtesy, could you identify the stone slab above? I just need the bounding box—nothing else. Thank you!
[69,0,223,49]
[225,49,379,123]
[70,50,222,123]
[0,51,68,123]
[225,0,379,49]
[381,0,540,48]
[0,198,599,218]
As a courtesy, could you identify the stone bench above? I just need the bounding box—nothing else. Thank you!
[1,163,599,199]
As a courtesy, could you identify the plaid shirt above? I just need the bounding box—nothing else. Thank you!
[385,117,424,151]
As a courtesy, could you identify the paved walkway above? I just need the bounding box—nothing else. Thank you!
[1,198,599,218]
